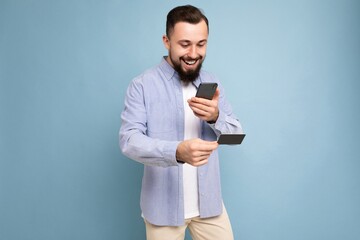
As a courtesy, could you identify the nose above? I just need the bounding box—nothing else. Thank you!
[187,45,197,59]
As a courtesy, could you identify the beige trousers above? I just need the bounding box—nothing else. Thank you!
[144,206,234,240]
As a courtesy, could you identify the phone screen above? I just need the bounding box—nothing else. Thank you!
[195,83,218,100]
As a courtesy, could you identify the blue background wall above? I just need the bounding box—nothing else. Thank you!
[1,0,359,239]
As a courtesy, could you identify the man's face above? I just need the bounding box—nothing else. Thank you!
[163,20,208,82]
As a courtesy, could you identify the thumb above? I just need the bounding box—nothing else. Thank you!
[213,88,220,101]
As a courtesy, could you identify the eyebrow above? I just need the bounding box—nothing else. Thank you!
[178,39,207,44]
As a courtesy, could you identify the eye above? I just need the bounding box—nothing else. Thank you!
[197,42,207,47]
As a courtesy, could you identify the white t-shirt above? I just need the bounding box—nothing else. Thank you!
[181,81,201,219]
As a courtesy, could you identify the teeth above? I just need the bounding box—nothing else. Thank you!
[185,60,196,65]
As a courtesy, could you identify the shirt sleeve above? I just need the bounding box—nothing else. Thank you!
[119,78,180,167]
[207,81,244,137]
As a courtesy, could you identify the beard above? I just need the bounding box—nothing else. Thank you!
[169,54,204,83]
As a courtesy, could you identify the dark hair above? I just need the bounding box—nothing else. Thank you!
[166,5,209,38]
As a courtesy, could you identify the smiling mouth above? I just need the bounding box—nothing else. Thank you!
[184,59,197,65]
[182,58,200,66]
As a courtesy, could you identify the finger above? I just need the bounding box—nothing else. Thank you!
[186,154,208,165]
[189,150,215,161]
[192,155,210,163]
[194,150,213,158]
[189,103,216,117]
[193,112,207,119]
[213,88,220,101]
[189,102,214,112]
[193,160,208,167]
[192,107,211,117]
[193,112,212,122]
[188,96,211,105]
[190,139,218,149]
[189,156,208,166]
[196,141,218,151]
[189,101,217,116]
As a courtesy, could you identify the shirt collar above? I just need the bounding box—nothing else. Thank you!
[159,56,176,81]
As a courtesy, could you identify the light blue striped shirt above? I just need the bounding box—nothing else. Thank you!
[119,57,243,226]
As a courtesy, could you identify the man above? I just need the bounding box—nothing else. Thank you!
[119,5,243,240]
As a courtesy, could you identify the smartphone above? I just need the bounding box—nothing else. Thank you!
[195,83,218,100]
[217,134,246,145]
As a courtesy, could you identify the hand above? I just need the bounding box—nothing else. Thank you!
[176,138,218,167]
[188,88,220,123]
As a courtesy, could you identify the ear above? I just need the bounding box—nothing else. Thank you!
[162,35,170,50]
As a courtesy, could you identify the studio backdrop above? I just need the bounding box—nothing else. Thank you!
[1,0,359,239]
